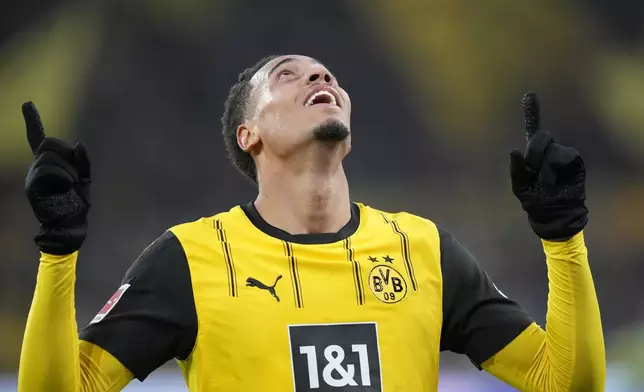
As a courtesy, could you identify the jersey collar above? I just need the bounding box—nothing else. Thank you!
[240,202,360,245]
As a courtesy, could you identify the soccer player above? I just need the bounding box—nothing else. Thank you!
[17,55,605,391]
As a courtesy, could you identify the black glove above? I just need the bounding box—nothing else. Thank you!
[23,102,91,255]
[510,93,587,240]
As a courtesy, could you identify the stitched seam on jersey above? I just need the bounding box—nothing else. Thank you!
[214,220,238,297]
[381,213,418,291]
[284,241,303,308]
[344,238,365,305]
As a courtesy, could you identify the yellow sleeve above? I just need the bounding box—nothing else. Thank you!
[79,340,134,391]
[482,231,606,392]
[17,252,133,391]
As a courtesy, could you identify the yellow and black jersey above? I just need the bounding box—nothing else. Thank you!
[80,202,534,391]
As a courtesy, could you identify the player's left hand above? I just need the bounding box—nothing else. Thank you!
[509,92,588,240]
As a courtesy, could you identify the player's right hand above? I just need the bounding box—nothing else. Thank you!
[23,102,91,255]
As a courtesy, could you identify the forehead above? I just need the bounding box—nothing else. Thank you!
[250,55,321,86]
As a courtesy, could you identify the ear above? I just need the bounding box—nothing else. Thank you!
[237,123,260,153]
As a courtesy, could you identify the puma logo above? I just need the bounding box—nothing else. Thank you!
[246,275,282,302]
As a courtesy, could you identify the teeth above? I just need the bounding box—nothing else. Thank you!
[306,91,337,107]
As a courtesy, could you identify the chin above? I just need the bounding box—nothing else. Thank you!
[311,119,350,142]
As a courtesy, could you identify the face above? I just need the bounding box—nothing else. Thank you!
[237,55,352,159]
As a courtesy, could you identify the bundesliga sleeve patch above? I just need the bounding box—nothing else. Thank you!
[89,284,131,324]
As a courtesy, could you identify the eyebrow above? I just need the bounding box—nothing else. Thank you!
[267,57,297,79]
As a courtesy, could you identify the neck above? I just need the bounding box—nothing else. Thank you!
[255,158,351,235]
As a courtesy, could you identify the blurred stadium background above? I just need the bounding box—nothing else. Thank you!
[1,0,643,390]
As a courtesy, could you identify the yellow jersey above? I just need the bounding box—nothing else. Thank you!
[80,202,533,391]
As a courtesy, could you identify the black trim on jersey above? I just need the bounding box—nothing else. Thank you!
[438,227,534,369]
[381,213,418,291]
[79,231,198,381]
[214,219,238,297]
[283,241,304,308]
[343,237,365,305]
[241,202,360,245]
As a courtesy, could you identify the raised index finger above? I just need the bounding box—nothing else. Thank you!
[22,101,46,155]
[521,92,540,140]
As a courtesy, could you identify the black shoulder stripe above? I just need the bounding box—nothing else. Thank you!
[283,241,304,308]
[214,219,238,297]
[380,213,418,291]
[343,237,365,305]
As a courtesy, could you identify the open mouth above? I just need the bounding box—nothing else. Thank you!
[304,89,339,108]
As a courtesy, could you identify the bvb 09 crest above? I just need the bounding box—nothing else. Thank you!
[368,265,407,304]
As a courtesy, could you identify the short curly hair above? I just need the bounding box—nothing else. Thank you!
[221,55,280,184]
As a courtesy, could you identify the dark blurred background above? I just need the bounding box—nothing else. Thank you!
[1,0,643,390]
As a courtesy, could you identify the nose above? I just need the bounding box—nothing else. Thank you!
[307,65,333,85]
